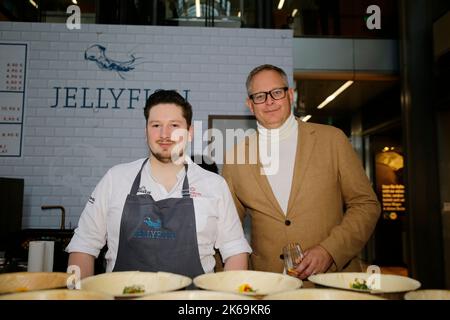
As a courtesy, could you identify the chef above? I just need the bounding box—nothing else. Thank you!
[66,90,251,279]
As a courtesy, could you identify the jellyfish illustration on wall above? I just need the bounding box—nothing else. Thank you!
[84,44,143,79]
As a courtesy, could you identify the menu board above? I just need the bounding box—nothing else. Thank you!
[381,184,406,218]
[0,43,27,157]
[375,149,406,220]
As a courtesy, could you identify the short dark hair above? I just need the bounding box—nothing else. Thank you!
[144,90,193,127]
[246,64,289,95]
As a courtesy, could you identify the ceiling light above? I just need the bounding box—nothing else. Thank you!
[195,0,201,18]
[301,115,312,122]
[29,0,38,9]
[277,0,285,10]
[292,9,298,17]
[72,0,78,4]
[316,81,354,109]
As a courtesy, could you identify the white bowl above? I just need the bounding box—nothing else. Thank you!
[193,270,302,296]
[308,272,421,294]
[0,289,113,300]
[263,288,385,300]
[0,272,69,294]
[80,271,192,298]
[138,290,256,300]
[404,290,450,300]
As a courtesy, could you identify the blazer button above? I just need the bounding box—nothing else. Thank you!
[285,220,291,226]
[279,254,284,260]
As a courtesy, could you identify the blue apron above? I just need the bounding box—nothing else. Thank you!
[113,158,204,279]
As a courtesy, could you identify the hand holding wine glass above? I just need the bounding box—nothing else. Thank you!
[282,243,304,277]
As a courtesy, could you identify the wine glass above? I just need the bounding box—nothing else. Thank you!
[282,243,304,277]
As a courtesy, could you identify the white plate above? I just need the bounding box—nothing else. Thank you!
[308,272,421,294]
[0,289,113,300]
[80,271,192,298]
[193,270,302,296]
[138,290,256,300]
[404,290,450,300]
[0,272,69,294]
[263,288,385,300]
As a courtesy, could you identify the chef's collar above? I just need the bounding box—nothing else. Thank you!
[148,155,190,182]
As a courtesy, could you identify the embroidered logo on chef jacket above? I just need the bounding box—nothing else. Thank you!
[133,216,176,240]
[189,186,202,198]
[137,186,151,195]
[88,196,95,204]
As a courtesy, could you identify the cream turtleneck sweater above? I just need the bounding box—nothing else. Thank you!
[258,113,298,215]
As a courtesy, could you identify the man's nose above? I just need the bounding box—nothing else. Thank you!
[160,125,171,139]
[265,93,275,105]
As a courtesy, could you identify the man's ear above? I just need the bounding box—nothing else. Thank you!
[246,97,255,114]
[288,88,295,105]
[188,125,193,142]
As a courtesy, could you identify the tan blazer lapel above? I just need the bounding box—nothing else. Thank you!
[246,134,285,219]
[286,120,316,217]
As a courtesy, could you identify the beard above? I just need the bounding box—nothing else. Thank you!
[150,140,185,164]
[150,148,184,164]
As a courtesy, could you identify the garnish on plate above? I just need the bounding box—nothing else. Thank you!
[238,283,256,293]
[350,278,370,290]
[122,284,145,294]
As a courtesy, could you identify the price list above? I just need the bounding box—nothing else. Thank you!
[0,43,27,157]
[381,184,406,220]
[0,124,21,155]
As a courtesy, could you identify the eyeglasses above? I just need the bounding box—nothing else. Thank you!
[248,87,288,104]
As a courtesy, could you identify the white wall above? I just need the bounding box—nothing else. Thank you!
[0,22,293,229]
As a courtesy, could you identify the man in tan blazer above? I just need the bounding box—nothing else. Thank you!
[222,64,380,279]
